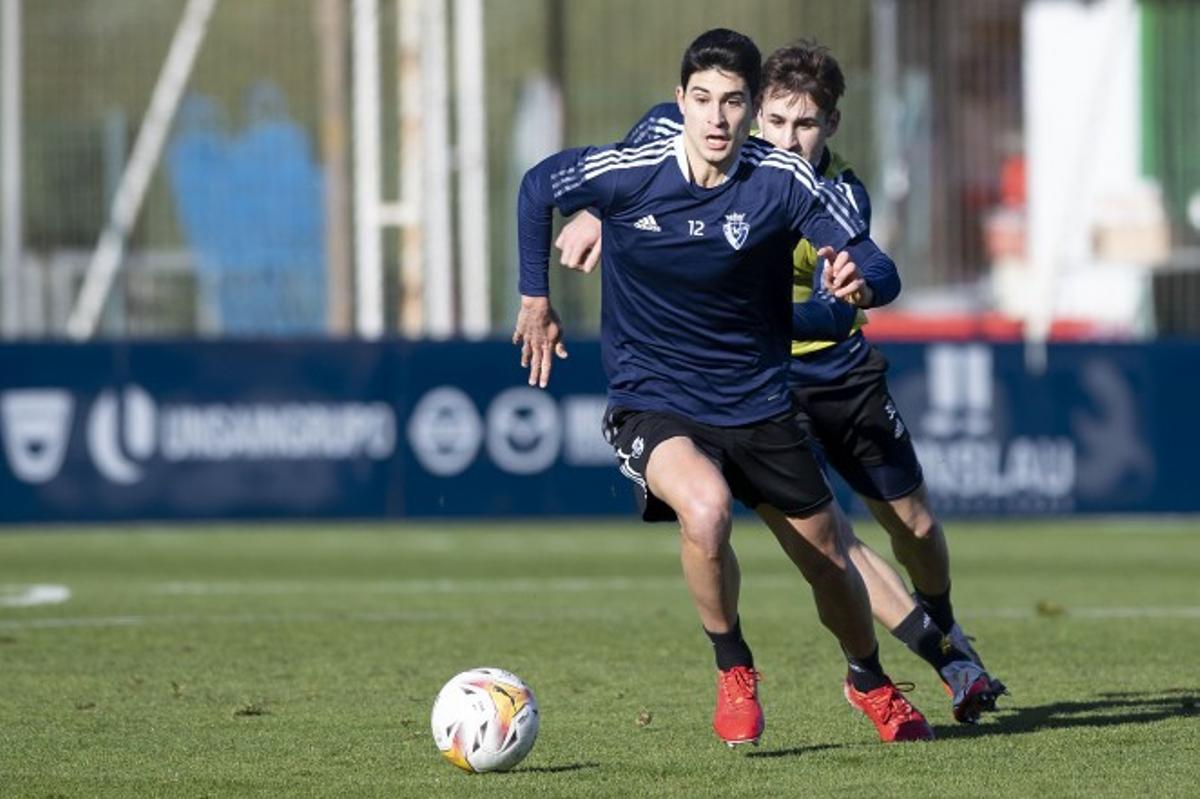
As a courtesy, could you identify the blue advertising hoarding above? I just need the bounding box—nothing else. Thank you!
[0,339,1197,522]
[850,341,1194,516]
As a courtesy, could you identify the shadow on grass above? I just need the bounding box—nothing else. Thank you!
[932,689,1199,740]
[515,762,600,774]
[746,743,843,759]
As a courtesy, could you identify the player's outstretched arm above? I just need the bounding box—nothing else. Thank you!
[515,145,622,386]
[515,159,572,388]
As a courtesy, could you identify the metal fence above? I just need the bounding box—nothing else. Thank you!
[1,0,1197,339]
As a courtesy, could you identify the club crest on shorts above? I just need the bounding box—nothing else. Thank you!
[631,436,644,458]
[722,212,750,250]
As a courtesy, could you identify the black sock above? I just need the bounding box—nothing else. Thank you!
[891,606,968,672]
[845,644,889,692]
[704,618,754,671]
[914,583,956,633]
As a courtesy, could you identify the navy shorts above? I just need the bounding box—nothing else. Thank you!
[603,406,833,522]
[791,346,924,501]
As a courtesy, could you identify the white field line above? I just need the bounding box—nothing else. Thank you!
[960,607,1200,620]
[152,579,1200,621]
[0,584,71,607]
[3,606,1199,633]
[155,576,683,596]
[0,606,623,631]
[0,573,1198,631]
[1045,607,1200,619]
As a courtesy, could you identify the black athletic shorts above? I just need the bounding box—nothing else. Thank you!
[790,346,924,501]
[602,406,833,523]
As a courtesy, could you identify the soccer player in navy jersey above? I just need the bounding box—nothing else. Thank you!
[513,28,934,745]
[555,39,1006,722]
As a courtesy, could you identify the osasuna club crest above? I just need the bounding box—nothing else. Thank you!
[722,212,750,250]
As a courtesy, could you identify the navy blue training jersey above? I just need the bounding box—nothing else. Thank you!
[518,133,876,426]
[626,102,900,387]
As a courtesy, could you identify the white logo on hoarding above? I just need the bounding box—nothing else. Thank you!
[406,387,483,477]
[561,396,611,466]
[486,388,561,475]
[0,390,74,484]
[4,384,399,485]
[922,344,992,437]
[87,386,157,485]
[914,344,1075,510]
[406,389,611,476]
[160,402,394,461]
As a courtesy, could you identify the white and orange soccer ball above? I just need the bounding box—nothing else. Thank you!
[430,667,540,773]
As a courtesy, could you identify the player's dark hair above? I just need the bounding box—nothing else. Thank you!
[680,28,762,101]
[761,39,845,113]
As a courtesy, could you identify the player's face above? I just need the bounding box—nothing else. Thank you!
[756,90,839,166]
[675,68,755,179]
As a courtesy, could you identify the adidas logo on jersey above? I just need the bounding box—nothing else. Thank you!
[634,215,661,232]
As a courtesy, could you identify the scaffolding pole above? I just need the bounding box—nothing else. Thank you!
[1,0,22,338]
[66,0,218,340]
[352,0,386,338]
[454,0,489,337]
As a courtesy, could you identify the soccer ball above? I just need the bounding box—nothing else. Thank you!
[430,667,540,773]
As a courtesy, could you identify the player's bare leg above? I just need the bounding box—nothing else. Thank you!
[758,503,932,741]
[830,504,916,630]
[645,437,738,633]
[865,484,1008,705]
[762,500,996,723]
[864,485,950,597]
[644,437,761,746]
[756,503,875,657]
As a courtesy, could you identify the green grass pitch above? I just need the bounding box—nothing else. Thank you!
[1,519,1198,797]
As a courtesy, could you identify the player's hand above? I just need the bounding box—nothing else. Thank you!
[555,211,602,273]
[818,245,872,307]
[512,295,569,388]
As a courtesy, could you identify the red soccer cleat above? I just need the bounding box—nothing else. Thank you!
[843,678,934,742]
[713,666,764,746]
